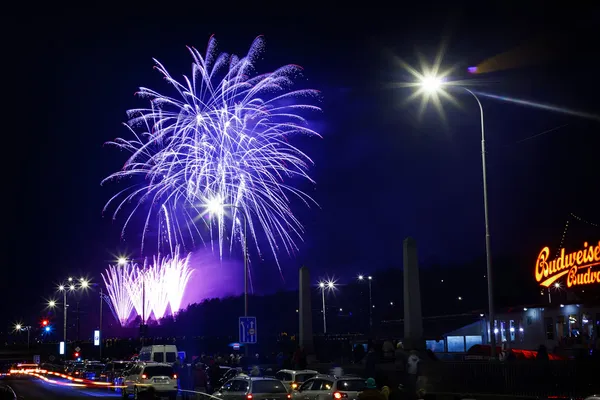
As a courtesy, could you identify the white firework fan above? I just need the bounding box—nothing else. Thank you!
[164,247,193,314]
[102,264,135,326]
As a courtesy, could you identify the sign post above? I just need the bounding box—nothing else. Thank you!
[59,341,65,355]
[93,330,100,346]
[33,355,40,364]
[239,316,257,344]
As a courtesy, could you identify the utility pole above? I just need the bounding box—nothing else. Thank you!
[99,288,103,360]
[76,301,80,342]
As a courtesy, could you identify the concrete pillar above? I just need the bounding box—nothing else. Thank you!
[299,266,314,354]
[403,237,425,351]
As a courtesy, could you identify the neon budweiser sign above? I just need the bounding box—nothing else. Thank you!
[535,241,600,288]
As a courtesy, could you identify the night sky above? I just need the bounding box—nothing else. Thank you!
[2,4,599,328]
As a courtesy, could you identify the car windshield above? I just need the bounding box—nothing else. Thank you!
[337,380,366,392]
[295,373,316,383]
[144,366,174,378]
[114,363,127,370]
[252,380,287,393]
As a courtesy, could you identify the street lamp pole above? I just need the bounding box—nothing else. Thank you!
[318,281,335,334]
[462,88,496,359]
[321,284,327,334]
[412,76,497,359]
[99,287,103,360]
[63,289,67,346]
[25,326,31,351]
[368,276,373,330]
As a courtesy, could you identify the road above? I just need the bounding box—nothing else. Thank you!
[1,376,121,399]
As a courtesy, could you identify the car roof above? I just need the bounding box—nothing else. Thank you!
[141,362,174,367]
[236,376,280,381]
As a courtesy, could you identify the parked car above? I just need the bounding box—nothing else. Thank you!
[291,375,365,400]
[215,376,290,400]
[121,362,178,399]
[99,361,129,387]
[275,369,319,391]
[82,363,105,381]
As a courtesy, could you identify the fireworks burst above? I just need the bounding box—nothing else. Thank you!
[102,246,194,324]
[102,35,321,266]
[101,264,135,326]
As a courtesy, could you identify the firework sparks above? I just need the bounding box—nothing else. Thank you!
[103,246,193,324]
[101,264,135,326]
[102,36,321,267]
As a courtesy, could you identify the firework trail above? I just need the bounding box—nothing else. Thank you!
[126,262,153,321]
[101,264,135,326]
[102,36,321,267]
[104,247,194,324]
[164,248,193,314]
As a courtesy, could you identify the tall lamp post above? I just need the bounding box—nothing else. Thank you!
[318,280,335,334]
[411,74,497,358]
[205,197,250,355]
[57,278,77,352]
[14,324,32,351]
[358,275,373,331]
[79,278,105,360]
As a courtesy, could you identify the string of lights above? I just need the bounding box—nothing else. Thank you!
[570,212,599,227]
[555,212,598,258]
[556,219,570,258]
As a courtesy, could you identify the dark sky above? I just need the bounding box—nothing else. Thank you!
[2,4,599,328]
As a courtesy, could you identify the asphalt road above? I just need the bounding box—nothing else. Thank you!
[0,376,121,399]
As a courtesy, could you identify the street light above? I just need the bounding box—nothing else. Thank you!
[318,280,336,334]
[58,279,78,349]
[204,196,250,354]
[48,300,56,308]
[413,72,497,358]
[358,275,373,330]
[78,279,105,359]
[117,257,127,266]
[13,323,32,350]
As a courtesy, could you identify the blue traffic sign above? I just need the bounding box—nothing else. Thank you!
[239,316,257,344]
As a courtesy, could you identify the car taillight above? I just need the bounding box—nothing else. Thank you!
[247,395,253,400]
[141,374,147,379]
[173,374,178,379]
[287,395,292,399]
[333,393,348,399]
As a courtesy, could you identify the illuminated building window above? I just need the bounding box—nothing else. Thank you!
[465,335,482,351]
[509,320,516,342]
[447,336,465,352]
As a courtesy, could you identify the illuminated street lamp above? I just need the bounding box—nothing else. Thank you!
[57,279,78,347]
[318,280,336,334]
[13,323,32,350]
[358,275,373,330]
[78,279,105,359]
[205,196,250,354]
[410,72,497,358]
[117,257,127,266]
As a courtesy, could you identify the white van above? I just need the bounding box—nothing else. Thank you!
[138,345,178,364]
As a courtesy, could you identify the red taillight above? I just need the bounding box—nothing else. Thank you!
[173,374,178,379]
[333,393,347,399]
[141,374,147,379]
[287,395,292,399]
[247,395,253,400]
